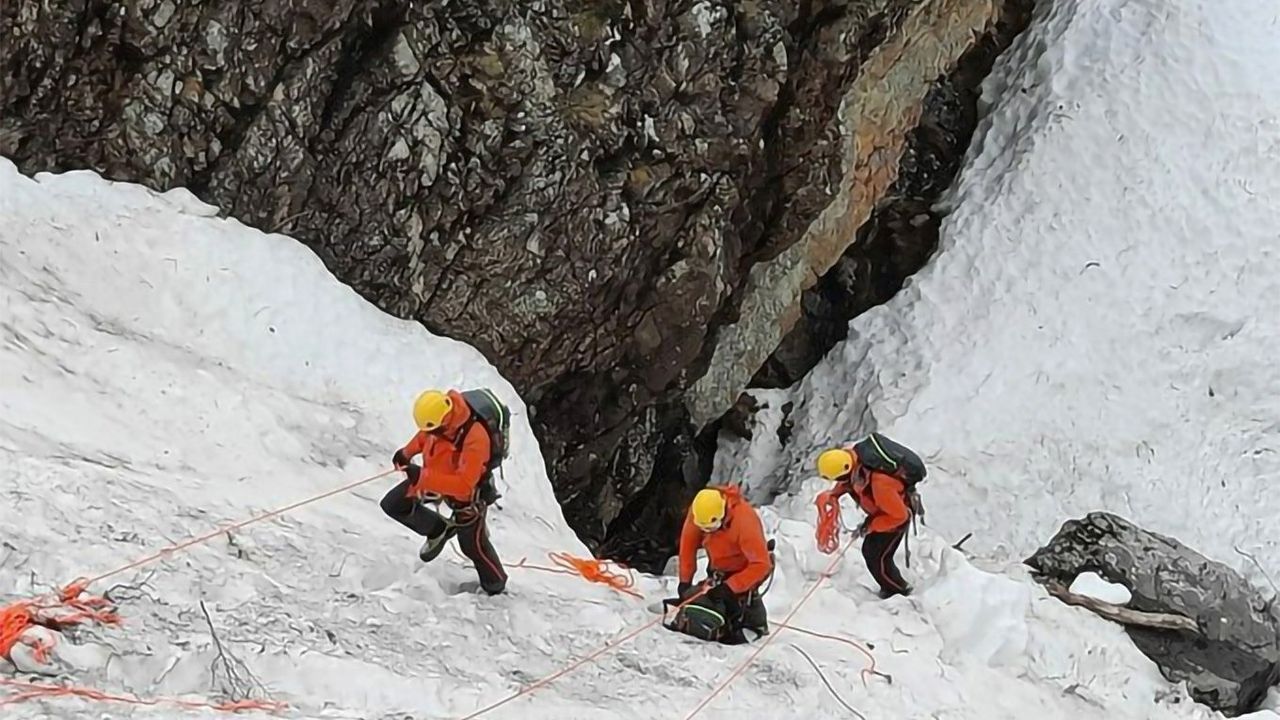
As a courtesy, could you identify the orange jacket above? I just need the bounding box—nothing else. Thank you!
[834,469,910,533]
[398,390,492,503]
[678,485,773,595]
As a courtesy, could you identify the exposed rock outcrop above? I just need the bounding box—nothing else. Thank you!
[1027,512,1280,716]
[751,0,1033,389]
[1,0,1025,564]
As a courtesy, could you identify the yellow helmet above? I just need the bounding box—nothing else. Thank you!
[690,488,728,531]
[816,448,857,481]
[412,390,454,431]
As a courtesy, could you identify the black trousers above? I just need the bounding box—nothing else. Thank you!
[737,589,768,632]
[699,571,769,644]
[862,525,909,596]
[380,471,508,595]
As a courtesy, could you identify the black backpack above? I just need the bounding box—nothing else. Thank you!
[666,594,730,643]
[458,389,511,503]
[853,432,927,489]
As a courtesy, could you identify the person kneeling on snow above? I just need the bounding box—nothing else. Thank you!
[816,435,924,599]
[672,485,773,644]
[382,389,508,595]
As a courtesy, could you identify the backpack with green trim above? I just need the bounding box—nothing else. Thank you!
[852,432,927,489]
[668,594,729,642]
[459,388,511,504]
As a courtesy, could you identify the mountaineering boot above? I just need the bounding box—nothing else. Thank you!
[879,585,912,600]
[419,524,458,562]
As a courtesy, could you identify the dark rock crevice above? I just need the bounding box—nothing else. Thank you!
[753,0,1035,389]
[591,3,928,571]
[607,0,1036,573]
[490,0,930,558]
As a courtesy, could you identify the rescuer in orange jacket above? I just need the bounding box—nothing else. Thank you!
[817,447,913,598]
[677,485,773,640]
[381,389,507,595]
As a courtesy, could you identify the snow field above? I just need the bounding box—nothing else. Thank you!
[6,0,1280,716]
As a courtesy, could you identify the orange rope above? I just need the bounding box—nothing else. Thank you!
[0,585,120,662]
[465,552,645,599]
[504,555,577,576]
[781,623,882,685]
[682,536,857,719]
[815,489,843,554]
[75,468,399,588]
[456,587,711,720]
[456,616,663,720]
[0,604,35,661]
[0,678,286,713]
[4,464,879,718]
[4,468,395,661]
[1,467,396,712]
[469,540,883,715]
[546,553,644,598]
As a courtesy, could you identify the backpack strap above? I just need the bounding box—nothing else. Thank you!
[446,414,496,510]
[904,490,925,569]
[904,522,912,568]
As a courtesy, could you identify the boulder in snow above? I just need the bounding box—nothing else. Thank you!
[1027,512,1280,716]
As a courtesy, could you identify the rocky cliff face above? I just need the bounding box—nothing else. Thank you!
[751,0,1030,389]
[1,0,1025,566]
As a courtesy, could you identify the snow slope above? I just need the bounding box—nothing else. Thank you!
[725,0,1280,588]
[2,1,1277,719]
[0,170,1221,720]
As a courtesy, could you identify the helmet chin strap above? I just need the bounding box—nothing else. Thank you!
[701,514,731,533]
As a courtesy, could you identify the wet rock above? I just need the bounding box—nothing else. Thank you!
[752,0,1035,389]
[719,393,761,442]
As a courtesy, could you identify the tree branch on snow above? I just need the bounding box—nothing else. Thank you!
[328,554,350,578]
[199,600,265,702]
[1062,681,1106,709]
[104,570,158,603]
[225,531,249,560]
[1042,582,1199,633]
[951,532,973,551]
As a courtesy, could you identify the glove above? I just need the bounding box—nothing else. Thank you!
[853,518,871,539]
[392,449,409,470]
[677,582,694,599]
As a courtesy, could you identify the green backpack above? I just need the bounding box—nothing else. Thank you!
[459,389,510,473]
[852,432,927,488]
[458,389,511,504]
[667,595,729,642]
